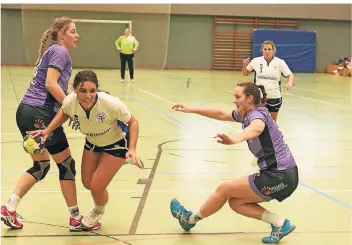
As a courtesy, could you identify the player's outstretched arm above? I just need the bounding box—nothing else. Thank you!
[216,119,265,145]
[172,104,234,122]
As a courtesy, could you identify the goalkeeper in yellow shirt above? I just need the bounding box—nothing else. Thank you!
[115,28,139,83]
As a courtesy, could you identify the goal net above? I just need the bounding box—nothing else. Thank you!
[20,5,171,70]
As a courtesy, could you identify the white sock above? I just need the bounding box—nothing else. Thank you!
[5,194,21,212]
[261,210,285,227]
[94,205,105,214]
[68,205,81,219]
[189,209,204,224]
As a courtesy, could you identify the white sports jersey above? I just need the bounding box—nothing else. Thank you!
[246,56,292,99]
[62,92,131,146]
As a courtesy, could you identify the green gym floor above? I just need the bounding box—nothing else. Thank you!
[1,66,352,245]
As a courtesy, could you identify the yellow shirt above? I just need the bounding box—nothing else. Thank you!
[115,35,139,55]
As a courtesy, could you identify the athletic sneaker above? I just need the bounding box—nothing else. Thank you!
[170,198,195,231]
[81,220,101,231]
[262,219,296,243]
[81,209,103,231]
[0,205,23,229]
[69,216,83,232]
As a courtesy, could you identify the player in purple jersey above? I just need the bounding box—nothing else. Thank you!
[169,82,298,244]
[0,17,92,232]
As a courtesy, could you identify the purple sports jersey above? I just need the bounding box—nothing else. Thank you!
[21,43,72,112]
[232,107,296,170]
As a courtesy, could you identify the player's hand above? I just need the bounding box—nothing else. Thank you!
[172,104,193,113]
[215,133,238,145]
[26,129,50,143]
[285,82,294,91]
[242,58,251,66]
[132,48,137,52]
[125,150,144,169]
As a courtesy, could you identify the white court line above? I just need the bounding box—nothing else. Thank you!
[0,189,351,193]
[283,92,352,110]
[138,88,240,132]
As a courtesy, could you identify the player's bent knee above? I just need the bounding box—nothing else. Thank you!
[57,156,76,180]
[216,181,232,195]
[228,197,243,212]
[89,181,105,194]
[89,183,101,194]
[82,180,91,190]
[26,160,50,182]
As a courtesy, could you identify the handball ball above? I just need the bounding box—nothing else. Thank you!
[23,135,44,155]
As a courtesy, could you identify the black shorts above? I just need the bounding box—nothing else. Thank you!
[249,166,299,202]
[266,98,282,112]
[16,103,69,153]
[84,136,129,159]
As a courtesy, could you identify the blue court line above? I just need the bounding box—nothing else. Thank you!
[121,92,352,211]
[298,182,352,210]
[121,92,183,125]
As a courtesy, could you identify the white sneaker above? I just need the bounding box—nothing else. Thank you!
[81,208,103,229]
[121,79,125,83]
[130,79,135,83]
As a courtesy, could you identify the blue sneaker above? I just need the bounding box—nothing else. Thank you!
[262,219,296,244]
[170,198,196,231]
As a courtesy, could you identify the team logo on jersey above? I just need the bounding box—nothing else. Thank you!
[260,64,263,73]
[95,112,107,123]
[71,115,80,130]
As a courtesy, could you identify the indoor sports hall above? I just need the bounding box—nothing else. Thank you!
[1,3,351,245]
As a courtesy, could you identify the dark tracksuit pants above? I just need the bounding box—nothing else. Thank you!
[120,53,134,79]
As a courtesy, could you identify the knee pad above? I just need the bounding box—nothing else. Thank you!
[57,156,76,180]
[26,160,50,182]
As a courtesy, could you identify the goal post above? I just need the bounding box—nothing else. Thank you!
[72,19,132,32]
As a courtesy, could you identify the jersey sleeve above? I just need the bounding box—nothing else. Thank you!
[61,92,75,116]
[247,110,267,124]
[231,110,242,122]
[279,59,292,77]
[246,58,257,72]
[112,98,132,124]
[48,47,69,72]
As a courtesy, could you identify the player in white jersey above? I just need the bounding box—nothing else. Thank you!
[27,70,143,230]
[242,40,295,122]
